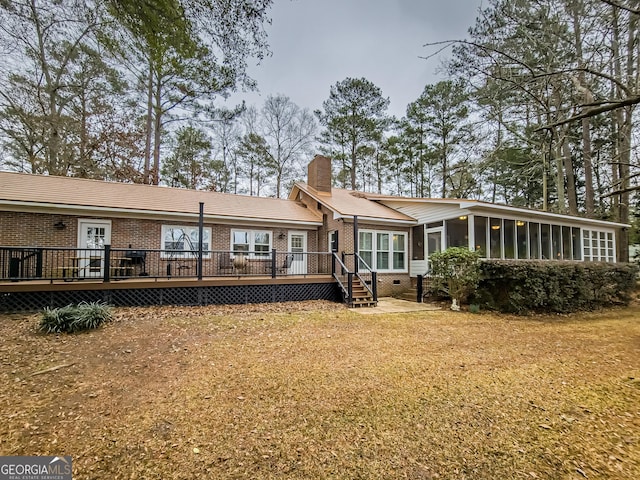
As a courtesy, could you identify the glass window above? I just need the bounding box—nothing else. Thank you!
[162,225,211,258]
[582,229,616,262]
[359,230,406,271]
[359,231,373,269]
[504,219,515,259]
[393,233,406,270]
[516,221,528,259]
[377,233,390,270]
[552,225,562,260]
[231,230,272,257]
[583,230,591,261]
[254,232,271,257]
[572,228,582,261]
[529,223,540,259]
[446,217,468,248]
[541,224,551,260]
[474,216,487,257]
[232,231,250,253]
[562,226,572,260]
[490,218,502,258]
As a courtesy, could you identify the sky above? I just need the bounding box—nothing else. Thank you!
[224,0,485,119]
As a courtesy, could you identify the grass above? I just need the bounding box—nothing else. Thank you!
[0,301,638,479]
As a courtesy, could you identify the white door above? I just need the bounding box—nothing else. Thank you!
[426,227,443,273]
[78,220,111,278]
[288,231,307,275]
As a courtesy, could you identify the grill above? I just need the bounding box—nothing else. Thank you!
[124,250,147,275]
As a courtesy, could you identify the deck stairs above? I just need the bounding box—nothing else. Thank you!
[348,276,377,308]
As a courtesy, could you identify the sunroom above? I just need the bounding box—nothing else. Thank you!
[373,198,628,277]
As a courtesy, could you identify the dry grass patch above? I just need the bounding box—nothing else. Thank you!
[1,301,639,479]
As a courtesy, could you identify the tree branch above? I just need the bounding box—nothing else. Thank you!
[600,0,640,15]
[535,94,640,130]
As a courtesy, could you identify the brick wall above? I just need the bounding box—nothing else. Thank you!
[0,212,317,252]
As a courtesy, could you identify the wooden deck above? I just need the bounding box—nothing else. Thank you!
[0,274,335,293]
[0,274,341,312]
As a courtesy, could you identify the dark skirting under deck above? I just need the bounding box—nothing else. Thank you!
[0,277,340,313]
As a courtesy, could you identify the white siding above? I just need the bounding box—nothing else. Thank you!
[410,259,428,277]
[380,201,470,224]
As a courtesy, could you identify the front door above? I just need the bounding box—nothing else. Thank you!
[78,220,111,278]
[288,231,307,275]
[426,227,443,273]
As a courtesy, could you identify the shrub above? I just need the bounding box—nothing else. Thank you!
[40,302,113,333]
[475,260,638,314]
[429,247,481,310]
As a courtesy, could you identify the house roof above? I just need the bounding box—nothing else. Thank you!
[0,172,323,226]
[291,183,417,225]
[369,194,630,228]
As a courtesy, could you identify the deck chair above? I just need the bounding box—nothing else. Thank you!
[219,252,234,275]
[278,254,294,274]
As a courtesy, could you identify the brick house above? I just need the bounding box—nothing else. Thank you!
[0,155,630,310]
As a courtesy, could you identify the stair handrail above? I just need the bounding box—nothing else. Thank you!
[332,252,352,303]
[353,253,377,302]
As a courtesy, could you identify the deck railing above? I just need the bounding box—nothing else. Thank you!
[331,252,378,304]
[0,246,333,283]
[339,252,377,301]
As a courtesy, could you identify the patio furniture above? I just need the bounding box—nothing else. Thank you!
[278,254,294,274]
[219,252,235,275]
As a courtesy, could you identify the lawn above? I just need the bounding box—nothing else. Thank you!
[0,301,638,479]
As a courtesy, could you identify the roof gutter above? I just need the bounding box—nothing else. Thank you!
[0,200,323,227]
[332,212,417,226]
[462,203,630,228]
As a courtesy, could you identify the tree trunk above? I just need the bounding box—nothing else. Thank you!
[554,134,566,213]
[152,73,162,185]
[143,61,154,184]
[572,0,595,216]
[562,136,578,215]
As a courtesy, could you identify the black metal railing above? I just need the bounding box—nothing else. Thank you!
[353,252,377,302]
[331,252,378,305]
[332,252,353,304]
[0,245,333,283]
[339,252,377,302]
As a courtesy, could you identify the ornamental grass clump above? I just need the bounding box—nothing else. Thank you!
[40,302,113,333]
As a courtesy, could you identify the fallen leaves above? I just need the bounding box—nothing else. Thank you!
[0,302,638,479]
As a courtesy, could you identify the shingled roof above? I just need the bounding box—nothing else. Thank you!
[0,172,322,226]
[291,183,416,224]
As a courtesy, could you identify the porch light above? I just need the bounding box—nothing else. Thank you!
[491,224,501,230]
[53,221,66,230]
[516,220,525,227]
[458,215,467,220]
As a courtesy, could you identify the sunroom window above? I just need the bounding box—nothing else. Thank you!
[582,228,615,262]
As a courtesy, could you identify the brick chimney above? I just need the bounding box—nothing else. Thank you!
[307,155,332,195]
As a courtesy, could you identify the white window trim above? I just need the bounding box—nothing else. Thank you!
[359,229,408,272]
[231,229,273,258]
[582,228,616,262]
[161,225,211,258]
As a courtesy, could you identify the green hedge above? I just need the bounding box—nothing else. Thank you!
[474,260,638,314]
